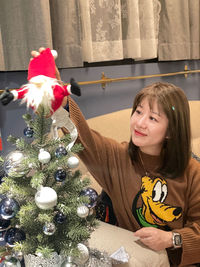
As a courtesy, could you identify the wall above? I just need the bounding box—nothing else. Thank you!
[0,60,200,155]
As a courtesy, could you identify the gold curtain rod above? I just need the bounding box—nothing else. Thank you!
[0,65,199,93]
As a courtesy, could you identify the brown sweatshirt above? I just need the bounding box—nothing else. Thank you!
[67,97,200,266]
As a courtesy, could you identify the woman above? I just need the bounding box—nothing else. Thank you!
[32,49,200,266]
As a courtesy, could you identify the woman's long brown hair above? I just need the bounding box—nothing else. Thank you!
[128,82,191,178]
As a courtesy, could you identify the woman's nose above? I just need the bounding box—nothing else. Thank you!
[137,115,147,128]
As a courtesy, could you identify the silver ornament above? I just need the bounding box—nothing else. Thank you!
[13,251,23,261]
[77,205,89,218]
[74,243,89,265]
[4,150,28,177]
[61,256,77,267]
[67,156,79,169]
[38,149,51,164]
[43,222,56,235]
[3,257,21,267]
[35,186,57,210]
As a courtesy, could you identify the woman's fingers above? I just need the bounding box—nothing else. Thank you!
[39,47,45,53]
[31,47,46,58]
[31,51,40,58]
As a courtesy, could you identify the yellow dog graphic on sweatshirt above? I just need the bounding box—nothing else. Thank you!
[132,176,182,228]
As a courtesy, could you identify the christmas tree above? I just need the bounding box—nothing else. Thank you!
[0,106,98,266]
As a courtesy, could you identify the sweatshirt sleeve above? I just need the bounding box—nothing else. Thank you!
[173,159,200,266]
[63,96,123,195]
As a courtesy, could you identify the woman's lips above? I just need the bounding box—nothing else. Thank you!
[134,130,147,137]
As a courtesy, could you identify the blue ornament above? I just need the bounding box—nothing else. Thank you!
[5,227,26,247]
[55,146,67,158]
[54,169,67,182]
[23,126,34,138]
[0,217,11,231]
[54,212,67,224]
[0,198,20,220]
[80,187,98,208]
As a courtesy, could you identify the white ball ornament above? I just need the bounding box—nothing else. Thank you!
[67,156,79,169]
[35,186,57,210]
[38,149,51,164]
[77,205,89,218]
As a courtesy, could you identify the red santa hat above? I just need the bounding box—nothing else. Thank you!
[27,48,56,81]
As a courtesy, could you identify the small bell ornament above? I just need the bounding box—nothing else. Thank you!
[5,227,26,247]
[23,126,34,138]
[38,149,51,164]
[0,197,20,220]
[61,256,77,267]
[43,222,56,235]
[67,156,79,169]
[55,145,67,158]
[35,186,57,210]
[77,205,89,218]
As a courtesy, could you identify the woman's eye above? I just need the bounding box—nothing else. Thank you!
[136,109,141,114]
[149,116,157,122]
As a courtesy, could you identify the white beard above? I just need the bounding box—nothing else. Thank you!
[21,75,60,111]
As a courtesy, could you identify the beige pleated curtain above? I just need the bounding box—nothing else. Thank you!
[0,0,199,71]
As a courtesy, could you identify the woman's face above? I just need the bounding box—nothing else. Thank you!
[130,97,169,155]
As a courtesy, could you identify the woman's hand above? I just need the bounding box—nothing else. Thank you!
[134,227,173,251]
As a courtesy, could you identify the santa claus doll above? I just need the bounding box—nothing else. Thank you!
[0,48,80,113]
[0,48,80,150]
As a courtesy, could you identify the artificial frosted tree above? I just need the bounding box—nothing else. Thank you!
[0,105,98,266]
[0,48,98,267]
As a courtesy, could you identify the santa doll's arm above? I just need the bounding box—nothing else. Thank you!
[0,87,28,105]
[63,78,81,97]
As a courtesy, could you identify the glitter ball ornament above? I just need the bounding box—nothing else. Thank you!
[75,243,89,265]
[4,150,27,177]
[55,145,67,158]
[77,205,89,218]
[43,222,56,235]
[54,212,67,224]
[80,187,98,208]
[54,168,67,182]
[38,149,51,164]
[0,217,11,231]
[67,156,79,169]
[23,126,34,138]
[5,227,26,247]
[0,198,20,220]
